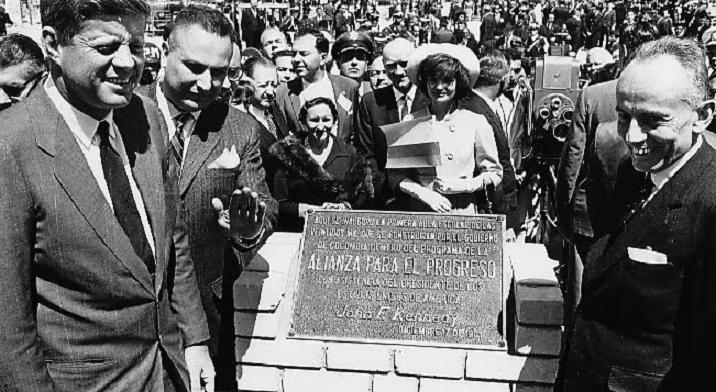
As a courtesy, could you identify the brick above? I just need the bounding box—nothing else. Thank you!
[236,365,281,392]
[512,384,554,392]
[508,244,558,286]
[246,242,301,273]
[373,374,418,392]
[419,378,511,392]
[325,342,392,372]
[394,346,465,379]
[465,350,558,384]
[233,270,287,311]
[235,311,280,339]
[283,369,372,392]
[514,284,563,326]
[514,318,562,357]
[236,338,324,369]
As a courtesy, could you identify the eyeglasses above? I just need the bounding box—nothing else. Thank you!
[384,60,408,71]
[228,67,242,81]
[339,50,368,63]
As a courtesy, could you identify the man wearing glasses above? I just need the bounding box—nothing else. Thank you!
[331,31,374,97]
[355,37,430,208]
[137,5,277,391]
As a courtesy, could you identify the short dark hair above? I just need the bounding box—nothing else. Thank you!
[298,97,338,128]
[0,34,45,70]
[243,56,275,79]
[416,53,471,101]
[475,50,509,88]
[41,0,150,46]
[295,29,330,54]
[168,5,234,51]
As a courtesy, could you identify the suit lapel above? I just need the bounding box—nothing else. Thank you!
[382,88,400,124]
[114,98,167,294]
[330,76,351,141]
[583,143,714,288]
[287,79,303,131]
[179,105,221,195]
[31,89,155,295]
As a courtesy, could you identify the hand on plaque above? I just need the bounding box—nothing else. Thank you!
[211,187,265,241]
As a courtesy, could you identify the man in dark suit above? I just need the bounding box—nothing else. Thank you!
[561,37,716,391]
[479,5,498,45]
[354,38,429,208]
[461,51,518,220]
[137,6,277,391]
[274,29,359,143]
[432,17,454,44]
[241,0,265,49]
[0,1,213,391]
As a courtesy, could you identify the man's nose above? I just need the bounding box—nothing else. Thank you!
[112,44,135,73]
[624,118,648,144]
[196,69,212,91]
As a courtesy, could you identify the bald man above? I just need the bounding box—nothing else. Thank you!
[354,38,430,208]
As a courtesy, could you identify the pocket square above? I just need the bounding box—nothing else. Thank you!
[208,145,241,169]
[627,247,668,265]
[337,93,352,112]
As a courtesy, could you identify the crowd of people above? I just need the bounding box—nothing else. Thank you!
[1,0,716,391]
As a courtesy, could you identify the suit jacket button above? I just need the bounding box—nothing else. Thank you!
[446,153,454,160]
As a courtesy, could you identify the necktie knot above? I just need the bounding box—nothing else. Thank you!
[97,121,111,146]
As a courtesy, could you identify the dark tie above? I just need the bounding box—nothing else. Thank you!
[97,121,156,275]
[265,110,278,138]
[398,95,409,121]
[171,112,192,170]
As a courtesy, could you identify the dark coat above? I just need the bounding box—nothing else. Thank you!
[556,79,621,240]
[355,85,430,207]
[274,74,359,144]
[563,142,716,391]
[479,12,498,43]
[459,91,518,214]
[136,82,278,357]
[270,135,374,232]
[241,8,266,49]
[0,86,208,391]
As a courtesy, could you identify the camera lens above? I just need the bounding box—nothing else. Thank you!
[538,108,550,119]
[552,122,570,142]
[550,97,562,110]
[561,109,574,122]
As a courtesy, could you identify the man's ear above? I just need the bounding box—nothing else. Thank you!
[320,52,329,67]
[42,26,61,63]
[694,99,715,133]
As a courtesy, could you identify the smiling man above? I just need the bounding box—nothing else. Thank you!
[137,5,277,391]
[560,37,716,391]
[0,0,214,391]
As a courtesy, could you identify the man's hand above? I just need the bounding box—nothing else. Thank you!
[211,187,265,241]
[185,345,214,392]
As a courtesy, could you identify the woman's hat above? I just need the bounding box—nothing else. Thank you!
[406,44,481,86]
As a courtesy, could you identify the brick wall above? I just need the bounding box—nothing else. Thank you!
[230,233,562,392]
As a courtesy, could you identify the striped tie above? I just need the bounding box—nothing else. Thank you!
[171,112,192,170]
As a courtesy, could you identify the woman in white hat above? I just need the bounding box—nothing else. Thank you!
[388,45,502,214]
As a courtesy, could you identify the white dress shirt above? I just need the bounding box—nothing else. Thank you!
[45,80,156,255]
[300,71,335,106]
[155,81,200,162]
[646,135,703,205]
[394,84,417,121]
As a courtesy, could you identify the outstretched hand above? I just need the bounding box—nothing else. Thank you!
[211,187,265,241]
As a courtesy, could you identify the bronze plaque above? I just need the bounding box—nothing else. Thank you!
[289,210,506,349]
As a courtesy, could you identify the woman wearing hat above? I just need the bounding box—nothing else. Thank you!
[269,97,376,231]
[388,45,502,214]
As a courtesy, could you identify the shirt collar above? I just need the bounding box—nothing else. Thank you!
[474,89,498,110]
[393,84,417,102]
[248,104,269,127]
[301,70,330,90]
[158,81,200,122]
[44,77,114,148]
[651,135,703,191]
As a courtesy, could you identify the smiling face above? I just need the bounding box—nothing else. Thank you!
[163,24,233,112]
[49,13,145,118]
[426,76,456,104]
[305,102,335,142]
[616,55,707,173]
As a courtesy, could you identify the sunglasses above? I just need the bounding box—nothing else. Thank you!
[385,60,409,71]
[339,50,368,63]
